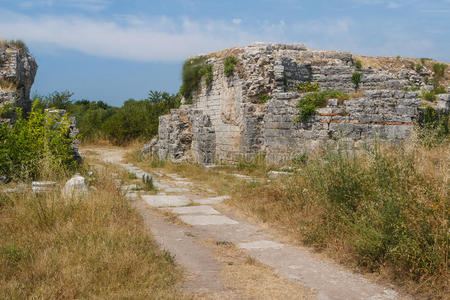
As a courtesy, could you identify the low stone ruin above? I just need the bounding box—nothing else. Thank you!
[144,43,449,164]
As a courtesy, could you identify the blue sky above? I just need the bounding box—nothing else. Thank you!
[0,0,449,106]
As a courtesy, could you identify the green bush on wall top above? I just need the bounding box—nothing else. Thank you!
[223,56,239,77]
[180,56,213,99]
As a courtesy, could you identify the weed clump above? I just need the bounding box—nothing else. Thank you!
[354,60,362,69]
[296,81,320,93]
[223,56,239,77]
[258,93,271,104]
[295,90,349,122]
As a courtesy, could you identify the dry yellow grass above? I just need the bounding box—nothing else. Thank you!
[0,165,184,299]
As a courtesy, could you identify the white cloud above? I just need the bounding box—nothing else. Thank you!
[0,11,261,61]
[387,2,401,8]
[18,0,111,11]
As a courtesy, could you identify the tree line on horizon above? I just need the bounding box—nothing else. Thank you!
[32,90,181,145]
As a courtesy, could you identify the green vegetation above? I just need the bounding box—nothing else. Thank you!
[258,93,271,103]
[415,63,423,73]
[296,81,320,93]
[0,103,77,181]
[421,89,437,102]
[354,60,362,69]
[32,90,180,145]
[403,85,420,92]
[295,90,349,122]
[0,79,16,91]
[417,106,449,147]
[431,63,448,90]
[351,71,362,91]
[180,56,213,99]
[223,56,239,77]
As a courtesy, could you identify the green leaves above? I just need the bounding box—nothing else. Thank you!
[296,90,350,122]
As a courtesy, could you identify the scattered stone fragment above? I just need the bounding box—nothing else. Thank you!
[268,171,292,179]
[32,181,57,193]
[62,174,88,197]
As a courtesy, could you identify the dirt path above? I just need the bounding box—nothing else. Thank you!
[81,147,402,300]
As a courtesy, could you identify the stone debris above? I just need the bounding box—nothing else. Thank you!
[268,170,292,178]
[62,174,88,197]
[32,181,57,193]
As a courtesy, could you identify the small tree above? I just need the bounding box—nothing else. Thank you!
[352,72,362,91]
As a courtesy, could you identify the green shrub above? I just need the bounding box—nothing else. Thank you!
[433,86,447,94]
[199,64,214,86]
[351,72,362,91]
[403,85,420,92]
[354,60,362,69]
[421,89,436,102]
[296,81,320,93]
[415,64,423,73]
[432,63,447,89]
[258,93,271,103]
[417,106,449,147]
[180,56,208,99]
[295,90,349,122]
[223,56,239,77]
[0,103,77,180]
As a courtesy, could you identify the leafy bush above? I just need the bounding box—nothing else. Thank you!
[421,89,436,102]
[102,91,180,145]
[180,56,208,99]
[351,72,362,91]
[417,106,449,147]
[223,56,239,77]
[354,60,362,69]
[258,93,271,103]
[199,64,214,87]
[296,90,349,122]
[432,63,447,89]
[296,81,320,93]
[34,90,74,110]
[415,63,423,73]
[433,86,447,94]
[0,103,77,180]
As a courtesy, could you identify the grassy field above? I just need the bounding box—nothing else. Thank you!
[0,164,184,299]
[131,141,449,299]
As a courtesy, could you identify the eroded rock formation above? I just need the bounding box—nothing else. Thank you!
[0,42,38,113]
[145,43,449,164]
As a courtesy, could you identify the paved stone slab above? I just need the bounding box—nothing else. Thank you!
[193,195,231,205]
[238,240,284,250]
[141,195,191,207]
[180,215,239,226]
[168,205,220,215]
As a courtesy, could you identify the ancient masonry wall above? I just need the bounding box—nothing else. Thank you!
[145,43,449,164]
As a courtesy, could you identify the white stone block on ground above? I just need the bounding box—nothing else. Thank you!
[180,215,238,226]
[238,240,284,250]
[168,205,220,215]
[141,195,191,207]
[193,195,231,205]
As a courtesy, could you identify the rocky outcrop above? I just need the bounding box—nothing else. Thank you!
[145,43,449,164]
[0,42,38,114]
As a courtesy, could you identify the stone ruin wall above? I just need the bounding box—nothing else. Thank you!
[0,44,37,114]
[146,43,450,164]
